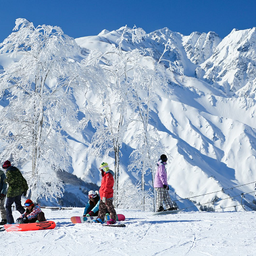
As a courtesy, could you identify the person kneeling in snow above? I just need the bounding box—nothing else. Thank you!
[83,190,100,217]
[16,199,46,224]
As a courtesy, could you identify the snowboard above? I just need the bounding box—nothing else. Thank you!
[4,221,56,232]
[103,223,126,227]
[71,213,125,224]
[153,209,180,215]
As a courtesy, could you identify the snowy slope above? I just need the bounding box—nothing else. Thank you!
[74,26,256,211]
[1,208,256,256]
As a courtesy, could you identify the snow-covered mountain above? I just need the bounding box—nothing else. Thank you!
[1,19,256,211]
[200,28,256,97]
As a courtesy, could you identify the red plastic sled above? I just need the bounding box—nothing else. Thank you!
[4,221,56,232]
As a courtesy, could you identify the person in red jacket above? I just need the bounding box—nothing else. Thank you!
[94,162,117,225]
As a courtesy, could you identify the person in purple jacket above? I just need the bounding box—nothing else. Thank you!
[154,154,178,212]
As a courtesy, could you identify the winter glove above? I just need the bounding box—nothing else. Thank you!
[22,217,29,223]
[102,197,106,203]
[87,211,94,216]
[16,218,23,224]
[0,194,6,200]
[22,190,27,197]
[163,185,169,190]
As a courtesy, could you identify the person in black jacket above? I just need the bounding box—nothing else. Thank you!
[0,169,7,224]
[3,160,28,224]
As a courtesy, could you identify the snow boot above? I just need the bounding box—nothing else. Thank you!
[106,218,116,225]
[166,206,178,211]
[156,206,164,212]
[93,218,104,224]
[0,219,7,225]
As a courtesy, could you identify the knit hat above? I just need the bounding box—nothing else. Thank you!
[2,160,11,169]
[24,199,34,207]
[99,162,110,172]
[160,154,168,162]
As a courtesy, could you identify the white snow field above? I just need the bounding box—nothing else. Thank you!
[1,208,256,256]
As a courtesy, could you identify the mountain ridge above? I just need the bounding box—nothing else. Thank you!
[1,19,256,210]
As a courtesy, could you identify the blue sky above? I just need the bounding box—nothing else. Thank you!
[0,0,255,42]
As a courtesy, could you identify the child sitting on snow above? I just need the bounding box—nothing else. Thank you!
[16,199,46,223]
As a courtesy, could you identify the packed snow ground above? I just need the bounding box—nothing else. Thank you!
[2,208,256,256]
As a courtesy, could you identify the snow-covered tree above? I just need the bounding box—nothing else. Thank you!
[127,57,168,211]
[0,19,87,201]
[84,27,149,206]
[89,52,131,206]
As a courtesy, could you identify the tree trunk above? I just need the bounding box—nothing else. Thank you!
[31,76,45,199]
[141,162,145,211]
[114,143,120,207]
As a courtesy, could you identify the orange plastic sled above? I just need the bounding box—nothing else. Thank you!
[4,221,56,232]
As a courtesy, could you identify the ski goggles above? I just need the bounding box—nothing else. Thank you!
[24,203,32,207]
[89,194,97,199]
